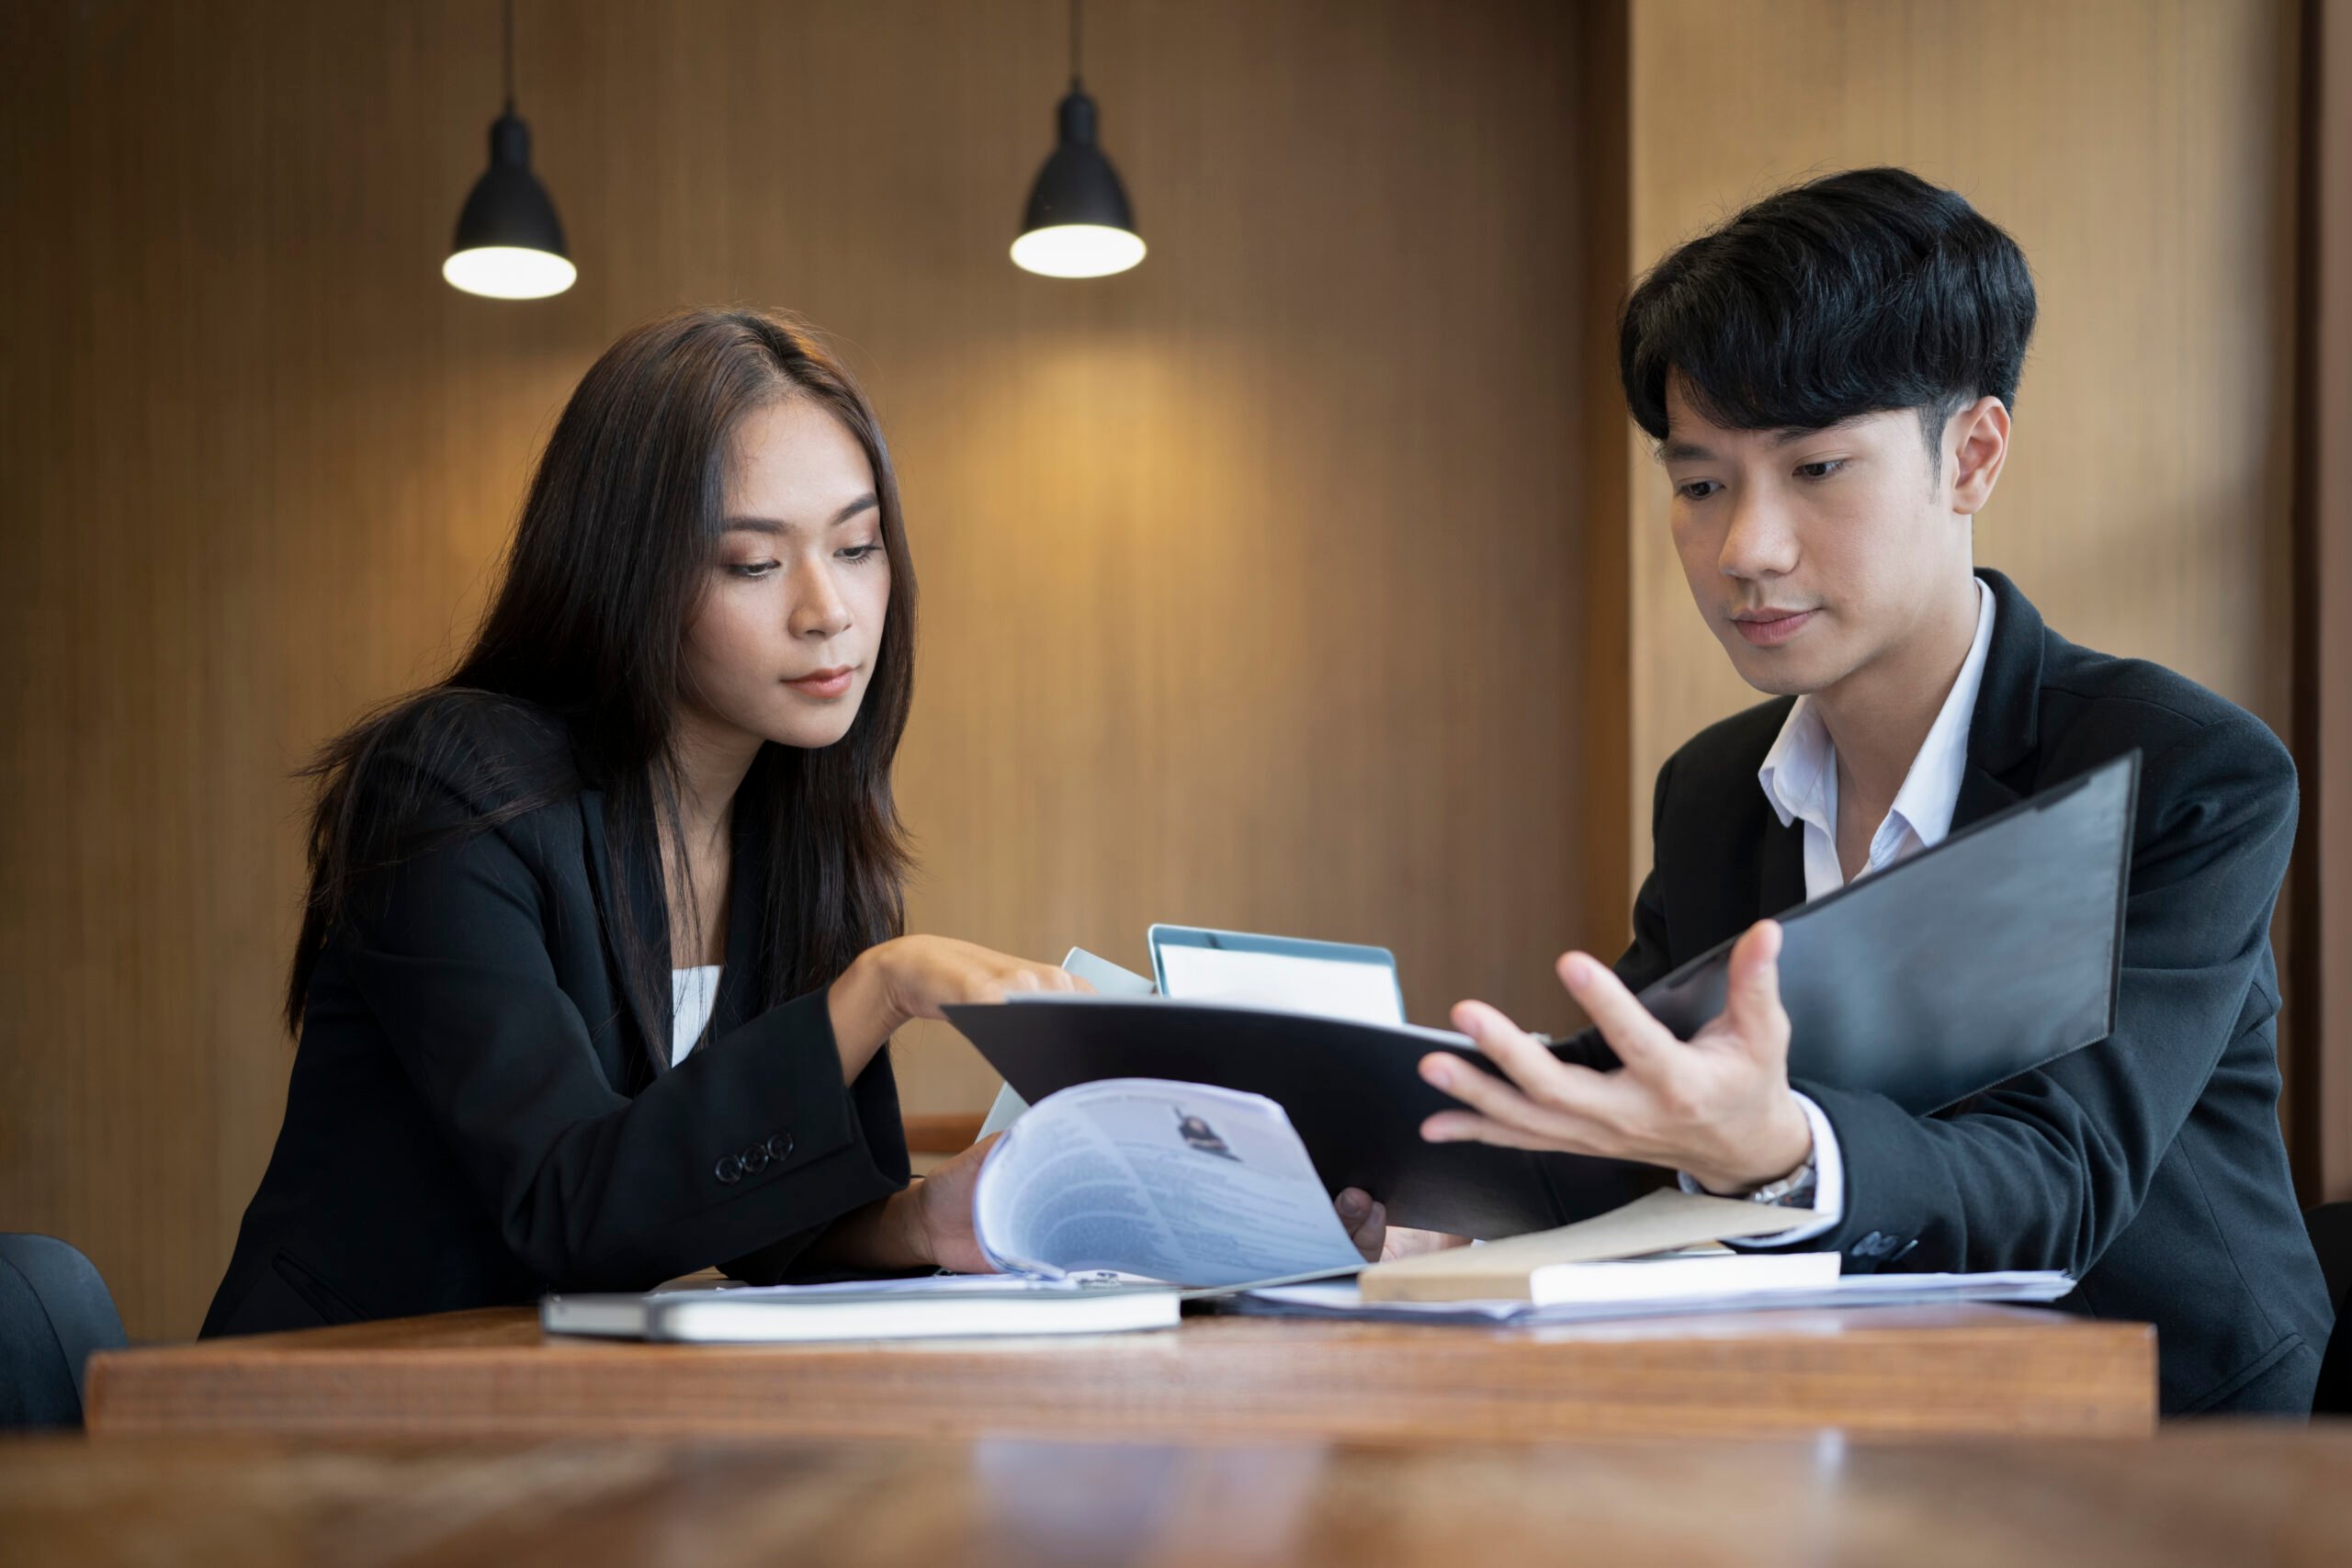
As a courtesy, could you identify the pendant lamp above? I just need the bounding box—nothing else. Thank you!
[1012,0,1145,278]
[443,0,575,299]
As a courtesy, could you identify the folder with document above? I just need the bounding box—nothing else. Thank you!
[949,754,2141,1238]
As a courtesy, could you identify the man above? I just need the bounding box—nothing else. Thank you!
[1419,167,2332,1415]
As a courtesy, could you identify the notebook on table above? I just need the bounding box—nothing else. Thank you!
[543,1077,1379,1344]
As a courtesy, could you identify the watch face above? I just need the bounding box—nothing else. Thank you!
[1754,1160,1817,1207]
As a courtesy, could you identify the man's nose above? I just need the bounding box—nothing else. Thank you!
[1719,489,1800,581]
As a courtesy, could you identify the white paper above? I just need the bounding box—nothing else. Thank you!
[1060,947,1159,998]
[979,948,1160,1138]
[703,1274,1103,1299]
[973,1078,1366,1289]
[1246,1269,2075,1324]
[1155,944,1404,1026]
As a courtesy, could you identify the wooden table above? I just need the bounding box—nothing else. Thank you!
[84,1301,2155,1442]
[9,1427,2351,1566]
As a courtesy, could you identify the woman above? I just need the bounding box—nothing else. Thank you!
[204,307,1107,1335]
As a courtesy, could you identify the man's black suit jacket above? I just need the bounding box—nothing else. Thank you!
[203,698,909,1337]
[1612,569,2333,1415]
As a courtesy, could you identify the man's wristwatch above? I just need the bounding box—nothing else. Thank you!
[1743,1147,1819,1209]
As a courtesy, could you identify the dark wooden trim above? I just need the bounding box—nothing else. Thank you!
[2287,0,2352,1203]
[1576,0,1634,956]
[2288,0,2321,1201]
[902,1112,985,1155]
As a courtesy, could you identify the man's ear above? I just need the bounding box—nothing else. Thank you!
[1947,395,2011,516]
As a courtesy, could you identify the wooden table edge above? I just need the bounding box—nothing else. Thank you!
[85,1302,2157,1443]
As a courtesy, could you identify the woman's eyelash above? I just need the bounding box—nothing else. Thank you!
[725,547,880,578]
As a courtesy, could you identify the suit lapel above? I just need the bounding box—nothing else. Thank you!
[1957,569,2048,828]
[579,784,672,1080]
[709,807,765,1039]
[1757,812,1807,919]
[1954,763,2025,829]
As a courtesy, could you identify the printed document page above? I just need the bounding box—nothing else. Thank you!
[1156,944,1403,1025]
[973,1078,1365,1288]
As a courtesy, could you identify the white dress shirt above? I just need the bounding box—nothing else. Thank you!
[1680,579,1997,1245]
[672,965,722,1067]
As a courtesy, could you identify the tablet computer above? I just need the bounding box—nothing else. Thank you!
[1148,924,1408,1026]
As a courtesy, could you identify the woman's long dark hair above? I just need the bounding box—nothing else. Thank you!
[286,308,917,1069]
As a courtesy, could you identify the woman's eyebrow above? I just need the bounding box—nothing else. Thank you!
[721,494,876,535]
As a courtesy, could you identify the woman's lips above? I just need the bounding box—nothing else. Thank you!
[785,667,855,699]
[1731,609,1816,648]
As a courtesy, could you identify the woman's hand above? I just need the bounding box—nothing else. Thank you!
[828,937,1089,1079]
[814,1134,1002,1275]
[1416,919,1813,1194]
[1333,1188,1471,1263]
[892,1133,1001,1275]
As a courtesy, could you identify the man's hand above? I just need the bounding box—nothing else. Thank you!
[1417,919,1812,1194]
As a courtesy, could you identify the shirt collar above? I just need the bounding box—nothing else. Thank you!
[1757,578,1997,850]
[1758,697,1833,833]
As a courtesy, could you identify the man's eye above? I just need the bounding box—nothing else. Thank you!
[1678,479,1721,501]
[1796,459,1847,480]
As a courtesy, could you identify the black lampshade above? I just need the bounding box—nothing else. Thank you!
[1012,88,1145,277]
[443,112,575,299]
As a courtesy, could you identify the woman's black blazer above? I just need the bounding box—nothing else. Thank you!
[202,699,909,1337]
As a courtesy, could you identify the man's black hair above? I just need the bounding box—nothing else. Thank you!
[1619,167,2037,479]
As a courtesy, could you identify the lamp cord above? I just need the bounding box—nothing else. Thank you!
[1069,0,1082,91]
[503,0,516,114]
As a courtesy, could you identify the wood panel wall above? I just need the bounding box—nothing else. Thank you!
[0,0,1605,1338]
[1611,0,2303,895]
[0,0,2318,1340]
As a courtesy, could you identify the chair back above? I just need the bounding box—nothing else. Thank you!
[0,1234,128,1428]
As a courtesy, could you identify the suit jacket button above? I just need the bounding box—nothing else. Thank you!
[766,1133,794,1161]
[714,1156,743,1185]
[741,1145,772,1175]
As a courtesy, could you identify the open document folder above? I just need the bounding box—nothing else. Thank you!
[948,754,2140,1238]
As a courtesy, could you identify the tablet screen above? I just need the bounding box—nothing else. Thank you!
[1148,925,1405,1027]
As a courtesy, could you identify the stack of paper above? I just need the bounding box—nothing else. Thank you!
[1234,1270,2075,1326]
[1357,1188,1830,1303]
[1314,1187,2075,1324]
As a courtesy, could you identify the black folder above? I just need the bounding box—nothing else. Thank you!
[945,753,2139,1239]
